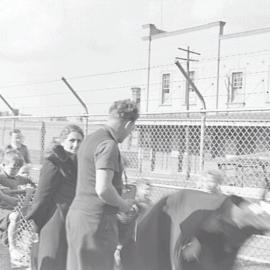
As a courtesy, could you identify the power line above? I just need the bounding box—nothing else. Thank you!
[0,79,61,89]
[6,91,67,100]
[16,87,270,111]
[0,48,268,89]
[4,69,268,101]
[0,67,148,89]
[66,67,148,80]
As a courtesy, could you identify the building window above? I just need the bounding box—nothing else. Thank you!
[161,73,171,104]
[231,72,243,102]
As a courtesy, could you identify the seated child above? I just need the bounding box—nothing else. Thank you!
[0,149,34,190]
[0,189,20,270]
[0,150,24,208]
[0,150,35,269]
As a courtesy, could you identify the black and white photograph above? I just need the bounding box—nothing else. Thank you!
[0,1,270,269]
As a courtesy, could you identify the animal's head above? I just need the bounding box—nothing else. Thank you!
[172,196,270,270]
[232,200,270,230]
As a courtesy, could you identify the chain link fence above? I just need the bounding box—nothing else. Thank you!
[1,109,270,269]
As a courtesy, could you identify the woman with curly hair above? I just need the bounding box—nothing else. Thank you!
[27,124,84,270]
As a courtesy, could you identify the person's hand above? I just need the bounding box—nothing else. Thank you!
[9,212,19,223]
[114,246,122,267]
[119,199,135,213]
[181,237,201,262]
[30,220,39,234]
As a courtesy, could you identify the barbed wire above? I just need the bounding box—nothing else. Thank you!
[16,89,269,111]
[0,49,269,89]
[4,69,268,101]
[0,79,61,89]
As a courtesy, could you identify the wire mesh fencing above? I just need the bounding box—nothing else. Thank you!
[120,109,270,197]
[11,188,36,269]
[0,187,36,270]
[120,108,270,268]
[1,109,270,268]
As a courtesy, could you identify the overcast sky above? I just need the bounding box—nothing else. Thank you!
[0,0,269,116]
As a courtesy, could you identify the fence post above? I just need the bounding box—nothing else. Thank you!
[184,124,191,180]
[199,111,206,172]
[138,147,143,174]
[40,121,46,164]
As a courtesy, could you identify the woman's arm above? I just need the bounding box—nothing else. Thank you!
[0,189,18,209]
[26,160,60,230]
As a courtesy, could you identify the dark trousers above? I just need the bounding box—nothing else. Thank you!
[66,209,118,270]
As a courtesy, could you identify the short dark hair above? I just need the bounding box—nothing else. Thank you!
[59,124,84,142]
[109,99,139,122]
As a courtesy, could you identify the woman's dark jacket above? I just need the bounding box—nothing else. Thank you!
[27,144,78,270]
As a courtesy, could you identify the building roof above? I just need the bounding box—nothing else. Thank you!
[142,21,226,41]
[221,26,270,40]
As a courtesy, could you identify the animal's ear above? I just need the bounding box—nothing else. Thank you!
[240,202,270,231]
[260,201,270,215]
[253,212,270,231]
[257,201,270,231]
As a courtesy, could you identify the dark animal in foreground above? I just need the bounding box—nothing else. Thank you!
[121,189,270,270]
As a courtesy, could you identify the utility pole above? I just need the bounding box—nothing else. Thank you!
[177,47,200,110]
[176,47,200,180]
[146,36,152,113]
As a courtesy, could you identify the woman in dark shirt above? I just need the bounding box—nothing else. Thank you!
[27,124,84,270]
